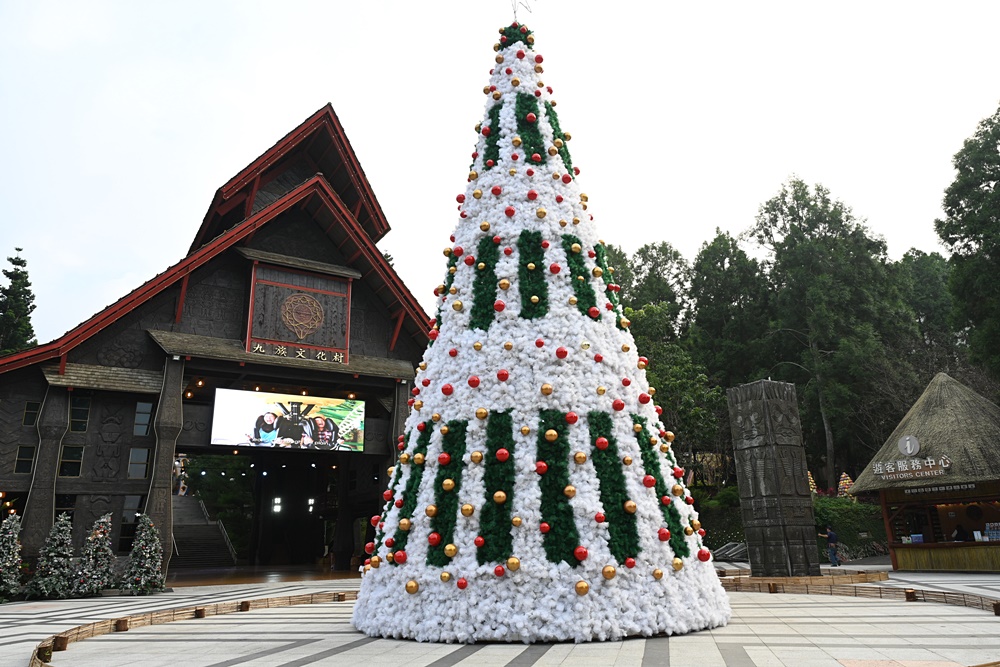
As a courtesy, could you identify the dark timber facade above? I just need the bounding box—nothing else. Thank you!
[0,105,428,571]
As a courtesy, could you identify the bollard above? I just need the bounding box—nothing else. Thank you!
[195,607,207,618]
[993,601,1000,617]
[115,618,129,632]
[239,601,251,612]
[52,636,69,652]
[904,589,917,602]
[36,645,53,663]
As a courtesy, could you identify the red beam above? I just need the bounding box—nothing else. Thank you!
[389,310,405,352]
[174,274,190,324]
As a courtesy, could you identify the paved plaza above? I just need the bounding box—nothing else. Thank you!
[1,570,998,667]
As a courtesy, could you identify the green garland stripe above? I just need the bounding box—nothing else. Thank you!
[632,414,689,558]
[426,420,470,567]
[477,410,517,564]
[430,254,460,346]
[561,234,599,319]
[372,431,409,554]
[593,243,625,330]
[515,93,546,164]
[470,235,501,331]
[389,424,432,560]
[518,230,548,319]
[587,412,641,563]
[544,101,573,177]
[483,102,503,171]
[537,409,581,567]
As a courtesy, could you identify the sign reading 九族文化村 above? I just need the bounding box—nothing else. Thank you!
[872,455,952,481]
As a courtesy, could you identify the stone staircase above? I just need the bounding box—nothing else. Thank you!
[170,495,237,570]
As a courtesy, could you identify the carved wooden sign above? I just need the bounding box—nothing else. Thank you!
[247,264,350,364]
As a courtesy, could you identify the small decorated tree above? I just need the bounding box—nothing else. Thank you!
[807,470,817,494]
[120,514,164,595]
[0,513,23,600]
[73,513,116,596]
[837,472,855,498]
[25,513,75,599]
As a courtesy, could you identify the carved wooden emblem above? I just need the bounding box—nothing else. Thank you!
[281,293,324,340]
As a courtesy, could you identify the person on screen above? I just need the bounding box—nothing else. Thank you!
[253,411,281,445]
[276,417,313,448]
[308,416,339,449]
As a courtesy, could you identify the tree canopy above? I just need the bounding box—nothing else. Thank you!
[0,248,37,356]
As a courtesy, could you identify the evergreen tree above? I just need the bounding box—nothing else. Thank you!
[73,514,116,596]
[0,248,37,356]
[353,22,729,643]
[120,515,164,595]
[25,513,75,599]
[0,513,23,600]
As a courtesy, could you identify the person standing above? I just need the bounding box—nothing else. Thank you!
[818,526,839,566]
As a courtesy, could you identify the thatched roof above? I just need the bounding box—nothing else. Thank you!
[850,373,1000,493]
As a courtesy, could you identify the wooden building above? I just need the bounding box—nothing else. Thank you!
[850,373,1000,571]
[0,105,429,570]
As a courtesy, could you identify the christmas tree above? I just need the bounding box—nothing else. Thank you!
[0,513,23,600]
[353,22,730,643]
[837,472,854,498]
[72,513,117,596]
[24,513,75,599]
[120,514,165,595]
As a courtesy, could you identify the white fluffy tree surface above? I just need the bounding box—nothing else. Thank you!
[353,22,731,643]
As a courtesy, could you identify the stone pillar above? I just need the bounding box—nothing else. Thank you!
[390,380,410,460]
[148,356,185,572]
[727,380,820,577]
[21,386,68,555]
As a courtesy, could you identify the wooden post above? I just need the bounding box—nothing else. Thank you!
[36,645,53,662]
[767,582,778,594]
[993,601,1000,617]
[880,490,898,571]
[239,601,251,612]
[52,636,69,652]
[115,619,129,632]
[195,607,207,618]
[904,589,917,602]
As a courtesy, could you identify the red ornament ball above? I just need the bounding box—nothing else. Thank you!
[658,528,671,542]
[526,168,535,176]
[527,189,538,201]
[565,411,578,424]
[492,185,502,195]
[595,512,606,523]
[494,299,506,312]
[612,399,625,411]
[496,448,510,462]
[382,489,393,502]
[549,263,560,274]
[698,548,712,562]
[516,49,525,59]
[474,535,486,547]
[428,532,441,546]
[505,206,516,217]
[457,578,468,590]
[595,436,609,450]
[673,467,685,478]
[481,126,491,137]
[535,338,545,348]
[588,306,600,319]
[594,354,604,363]
[422,378,430,387]
[456,194,465,203]
[428,329,439,340]
[639,393,651,404]
[531,153,541,163]
[365,541,375,554]
[573,546,588,561]
[385,537,395,548]
[370,515,380,527]
[526,112,537,123]
[493,235,502,244]
[643,475,656,488]
[535,54,543,63]
[556,346,568,359]
[438,452,451,466]
[511,153,519,161]
[449,348,458,357]
[495,565,506,576]
[394,499,404,508]
[535,461,548,474]
[441,384,454,396]
[468,376,481,388]
[685,496,695,505]
[540,522,551,534]
[504,246,513,256]
[625,557,636,568]
[622,377,631,387]
[698,528,706,537]
[497,369,509,381]
[416,422,426,431]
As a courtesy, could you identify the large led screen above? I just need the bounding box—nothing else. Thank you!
[211,388,365,451]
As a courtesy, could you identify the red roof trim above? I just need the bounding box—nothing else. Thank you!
[0,177,428,375]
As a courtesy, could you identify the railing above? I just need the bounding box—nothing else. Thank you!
[217,519,238,564]
[172,532,180,556]
[197,498,212,523]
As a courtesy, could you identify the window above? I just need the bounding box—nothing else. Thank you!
[22,401,40,426]
[127,448,150,479]
[134,401,153,436]
[59,445,84,477]
[70,395,91,432]
[55,494,76,522]
[14,446,35,474]
[117,495,144,552]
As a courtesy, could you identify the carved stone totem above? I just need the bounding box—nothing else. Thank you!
[727,380,820,576]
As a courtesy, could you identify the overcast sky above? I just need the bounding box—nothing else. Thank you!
[2,1,998,344]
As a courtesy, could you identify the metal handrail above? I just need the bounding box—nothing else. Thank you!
[172,532,180,556]
[217,519,238,564]
[197,498,212,523]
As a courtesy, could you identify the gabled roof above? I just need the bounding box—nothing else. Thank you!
[190,104,391,253]
[850,373,1000,493]
[0,175,429,376]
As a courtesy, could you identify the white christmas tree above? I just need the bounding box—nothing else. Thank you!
[72,513,117,596]
[352,22,730,643]
[25,513,75,599]
[120,514,165,595]
[0,513,23,600]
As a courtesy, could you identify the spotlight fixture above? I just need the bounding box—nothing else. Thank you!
[184,391,193,399]
[348,392,356,400]
[196,379,205,387]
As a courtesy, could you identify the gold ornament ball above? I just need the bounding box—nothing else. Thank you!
[471,450,484,463]
[480,221,491,231]
[440,425,450,435]
[432,412,442,422]
[399,453,411,464]
[541,383,554,395]
[530,295,540,304]
[665,430,675,442]
[637,359,648,370]
[507,557,521,571]
[573,216,581,225]
[653,568,663,580]
[461,504,475,517]
[419,361,428,370]
[564,485,577,498]
[623,456,633,466]
[544,429,559,442]
[509,168,517,176]
[512,136,523,147]
[659,444,670,454]
[649,437,659,445]
[425,505,438,517]
[575,581,590,596]
[473,341,483,351]
[592,267,604,278]
[624,500,637,514]
[633,424,643,433]
[364,564,371,574]
[536,208,547,218]
[493,490,508,504]
[596,386,606,395]
[492,91,502,100]
[554,138,564,148]
[472,189,483,199]
[621,344,631,352]
[405,580,419,594]
[568,296,578,305]
[370,555,381,568]
[671,484,684,496]
[413,453,425,465]
[440,572,452,582]
[476,408,488,420]
[511,77,520,86]
[511,516,523,527]
[534,64,543,73]
[672,558,684,571]
[620,318,631,328]
[442,478,456,492]
[478,263,486,270]
[602,565,617,580]
[548,146,558,156]
[573,451,588,464]
[570,243,582,253]
[581,341,591,349]
[559,219,568,227]
[444,543,458,557]
[495,54,504,63]
[413,400,424,411]
[386,551,395,563]
[387,466,395,477]
[684,527,695,536]
[499,279,511,290]
[504,341,514,350]
[398,518,411,531]
[469,171,478,180]
[443,247,452,257]
[691,519,702,530]
[520,425,531,435]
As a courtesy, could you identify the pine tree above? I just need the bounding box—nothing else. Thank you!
[352,22,730,643]
[0,513,23,600]
[25,513,76,599]
[120,515,164,595]
[73,514,117,596]
[0,248,37,356]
